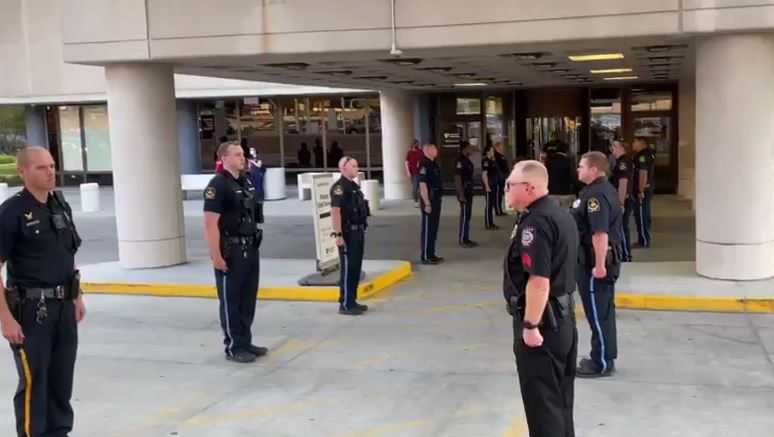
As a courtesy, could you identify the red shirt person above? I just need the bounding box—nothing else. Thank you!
[404,139,424,204]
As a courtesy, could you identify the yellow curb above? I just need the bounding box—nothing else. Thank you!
[82,261,413,302]
[616,292,774,313]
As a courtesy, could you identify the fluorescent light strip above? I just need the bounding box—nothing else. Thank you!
[603,76,639,81]
[569,53,624,62]
[454,83,488,87]
[590,68,633,74]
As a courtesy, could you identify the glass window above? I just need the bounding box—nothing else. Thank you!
[631,91,672,111]
[83,105,111,171]
[456,98,481,115]
[485,97,504,148]
[59,106,83,171]
[590,88,622,152]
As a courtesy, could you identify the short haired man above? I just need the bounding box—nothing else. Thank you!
[631,137,656,248]
[418,144,444,265]
[404,139,424,206]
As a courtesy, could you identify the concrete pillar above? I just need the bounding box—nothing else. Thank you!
[177,100,201,174]
[24,106,47,147]
[695,34,774,280]
[678,74,695,207]
[105,64,186,268]
[380,90,414,199]
[413,93,432,145]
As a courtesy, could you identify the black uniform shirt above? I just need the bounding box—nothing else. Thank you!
[633,148,656,194]
[330,176,368,227]
[455,155,475,188]
[0,190,78,288]
[203,171,258,236]
[504,196,578,303]
[572,177,623,248]
[417,157,442,191]
[495,151,510,177]
[482,157,498,187]
[611,156,634,195]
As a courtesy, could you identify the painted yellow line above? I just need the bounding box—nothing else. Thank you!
[502,415,529,437]
[616,292,774,313]
[82,261,412,302]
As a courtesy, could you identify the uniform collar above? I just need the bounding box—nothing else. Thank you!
[20,188,50,208]
[589,176,607,186]
[523,195,551,213]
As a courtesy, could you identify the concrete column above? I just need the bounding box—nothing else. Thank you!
[695,34,774,280]
[413,93,432,145]
[177,100,201,174]
[380,90,414,199]
[24,106,47,147]
[678,74,695,207]
[105,64,186,268]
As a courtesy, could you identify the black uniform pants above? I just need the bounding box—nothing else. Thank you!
[484,189,497,229]
[420,193,442,261]
[339,228,365,309]
[11,299,78,437]
[513,311,577,437]
[458,190,473,244]
[495,179,505,215]
[633,192,652,247]
[620,197,634,261]
[214,243,260,356]
[577,270,618,371]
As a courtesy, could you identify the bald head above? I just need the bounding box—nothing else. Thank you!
[17,146,51,169]
[510,160,549,192]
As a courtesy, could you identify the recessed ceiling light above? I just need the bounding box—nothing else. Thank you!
[603,76,639,81]
[417,67,452,73]
[569,53,625,62]
[590,68,633,74]
[547,69,571,74]
[454,82,488,87]
[355,75,388,80]
[263,62,309,70]
[380,58,423,66]
[389,80,415,84]
[452,73,477,78]
[501,52,545,61]
[532,62,557,69]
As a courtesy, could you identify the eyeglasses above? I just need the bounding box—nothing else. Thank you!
[505,181,529,191]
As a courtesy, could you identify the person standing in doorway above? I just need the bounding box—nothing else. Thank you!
[632,137,656,248]
[494,142,509,216]
[504,160,578,437]
[204,142,266,364]
[297,142,312,167]
[418,144,444,265]
[482,146,500,230]
[404,139,423,207]
[610,141,634,262]
[313,138,324,169]
[455,142,478,248]
[330,157,370,316]
[572,151,623,378]
[247,147,266,224]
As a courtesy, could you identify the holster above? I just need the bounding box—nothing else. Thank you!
[254,229,263,248]
[4,288,22,322]
[70,270,81,298]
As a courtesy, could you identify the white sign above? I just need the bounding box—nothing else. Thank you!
[311,174,339,273]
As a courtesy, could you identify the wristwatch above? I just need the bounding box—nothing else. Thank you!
[522,320,539,330]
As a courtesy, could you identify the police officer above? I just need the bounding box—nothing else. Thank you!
[504,160,578,437]
[632,137,656,248]
[494,142,509,216]
[573,151,623,378]
[418,144,444,265]
[610,141,634,262]
[481,146,500,230]
[0,146,86,437]
[455,143,478,248]
[330,156,370,315]
[204,142,266,363]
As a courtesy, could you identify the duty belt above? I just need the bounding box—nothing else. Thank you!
[225,235,258,245]
[345,224,366,231]
[19,285,69,300]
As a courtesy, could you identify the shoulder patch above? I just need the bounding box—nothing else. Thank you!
[333,185,344,196]
[521,226,535,247]
[587,197,600,213]
[205,187,216,200]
